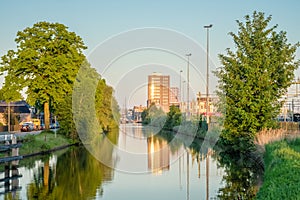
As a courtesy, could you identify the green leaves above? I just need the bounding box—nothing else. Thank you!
[215,11,299,139]
[0,21,87,129]
[1,21,86,107]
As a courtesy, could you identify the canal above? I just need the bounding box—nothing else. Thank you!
[0,124,261,199]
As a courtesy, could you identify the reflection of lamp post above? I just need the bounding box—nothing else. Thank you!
[186,53,192,120]
[204,24,212,124]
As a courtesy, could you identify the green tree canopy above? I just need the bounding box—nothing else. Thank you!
[141,103,166,128]
[215,11,299,142]
[163,105,182,130]
[0,21,86,129]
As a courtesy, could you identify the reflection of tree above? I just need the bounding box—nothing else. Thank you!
[27,158,55,199]
[217,145,263,200]
[26,146,115,199]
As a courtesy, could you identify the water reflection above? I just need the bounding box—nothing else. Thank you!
[216,145,264,199]
[25,147,114,200]
[0,124,229,199]
[147,136,170,174]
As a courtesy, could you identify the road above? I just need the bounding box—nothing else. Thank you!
[0,130,43,137]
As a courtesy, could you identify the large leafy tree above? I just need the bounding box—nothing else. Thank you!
[58,60,120,139]
[141,103,166,127]
[0,21,86,129]
[215,12,299,142]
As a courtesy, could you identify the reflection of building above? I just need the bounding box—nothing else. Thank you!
[147,136,170,174]
[147,73,170,113]
[170,87,179,107]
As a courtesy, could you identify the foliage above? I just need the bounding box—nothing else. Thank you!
[256,138,300,200]
[0,21,87,129]
[56,94,78,140]
[95,78,120,133]
[196,115,208,136]
[163,105,182,130]
[66,60,120,141]
[0,84,22,102]
[214,11,299,142]
[141,103,166,128]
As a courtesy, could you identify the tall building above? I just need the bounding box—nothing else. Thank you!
[147,73,170,112]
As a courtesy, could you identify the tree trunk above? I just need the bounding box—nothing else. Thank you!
[44,102,50,130]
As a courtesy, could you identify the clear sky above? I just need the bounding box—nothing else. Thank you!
[1,0,300,107]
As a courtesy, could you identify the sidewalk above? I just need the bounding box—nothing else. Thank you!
[0,130,42,137]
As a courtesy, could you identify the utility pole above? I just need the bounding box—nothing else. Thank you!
[186,53,192,120]
[204,24,213,125]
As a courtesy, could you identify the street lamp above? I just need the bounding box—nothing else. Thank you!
[204,24,212,124]
[180,70,183,102]
[186,53,192,120]
[182,80,186,114]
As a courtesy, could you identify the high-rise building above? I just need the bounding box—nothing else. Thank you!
[147,73,170,112]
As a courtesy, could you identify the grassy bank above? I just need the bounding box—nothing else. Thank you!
[256,138,300,199]
[18,130,73,156]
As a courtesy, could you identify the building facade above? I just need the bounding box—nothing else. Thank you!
[169,87,179,107]
[147,73,170,113]
[132,105,147,122]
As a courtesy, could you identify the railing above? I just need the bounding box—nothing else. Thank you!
[0,134,16,143]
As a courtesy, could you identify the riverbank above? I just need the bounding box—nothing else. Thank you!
[256,137,300,199]
[18,130,76,156]
[0,130,77,164]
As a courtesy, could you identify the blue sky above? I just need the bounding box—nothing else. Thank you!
[1,1,300,106]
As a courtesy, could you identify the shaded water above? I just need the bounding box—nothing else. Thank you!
[0,124,262,199]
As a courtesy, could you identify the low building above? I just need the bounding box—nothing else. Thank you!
[132,105,147,123]
[0,100,31,131]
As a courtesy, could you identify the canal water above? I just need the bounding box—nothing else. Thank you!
[0,124,261,199]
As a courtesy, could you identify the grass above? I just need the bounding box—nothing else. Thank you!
[256,138,300,200]
[18,130,72,155]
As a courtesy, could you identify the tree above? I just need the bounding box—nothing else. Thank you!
[0,84,23,102]
[141,103,166,128]
[163,105,182,130]
[58,60,120,139]
[0,21,86,129]
[215,11,299,142]
[95,79,120,133]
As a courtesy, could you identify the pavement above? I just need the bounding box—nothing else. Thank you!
[0,130,42,137]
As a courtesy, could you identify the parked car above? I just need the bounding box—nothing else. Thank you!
[20,122,34,132]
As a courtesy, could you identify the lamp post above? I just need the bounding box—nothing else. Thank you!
[182,80,186,114]
[179,70,183,111]
[204,24,212,124]
[186,53,192,120]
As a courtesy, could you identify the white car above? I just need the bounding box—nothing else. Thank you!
[20,122,34,132]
